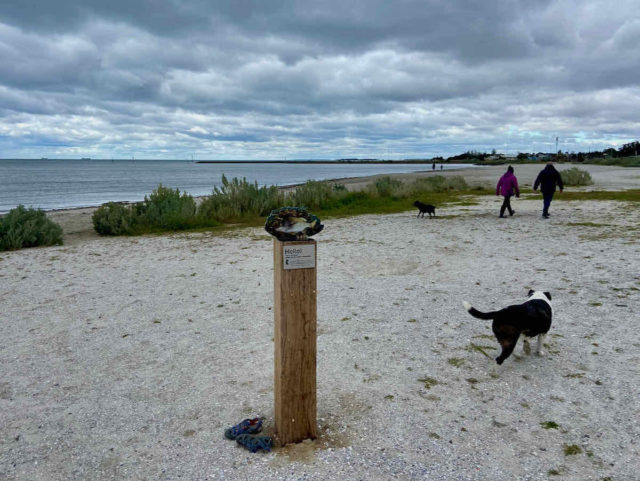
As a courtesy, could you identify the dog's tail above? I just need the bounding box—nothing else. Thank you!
[462,301,496,320]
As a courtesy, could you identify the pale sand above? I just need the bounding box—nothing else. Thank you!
[1,165,639,480]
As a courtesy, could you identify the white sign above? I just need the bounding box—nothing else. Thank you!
[283,244,315,270]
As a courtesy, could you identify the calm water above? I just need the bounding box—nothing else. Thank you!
[0,159,472,213]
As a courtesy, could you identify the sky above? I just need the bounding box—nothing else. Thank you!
[0,0,639,160]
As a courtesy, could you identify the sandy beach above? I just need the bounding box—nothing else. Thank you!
[1,164,639,480]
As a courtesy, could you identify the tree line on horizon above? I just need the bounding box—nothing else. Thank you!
[442,140,639,164]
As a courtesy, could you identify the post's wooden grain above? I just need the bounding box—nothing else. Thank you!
[273,239,317,444]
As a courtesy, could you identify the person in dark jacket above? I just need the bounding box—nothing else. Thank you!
[533,162,564,218]
[496,166,519,217]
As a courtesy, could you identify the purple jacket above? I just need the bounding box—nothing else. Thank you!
[496,171,520,197]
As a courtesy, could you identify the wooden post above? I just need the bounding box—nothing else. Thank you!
[273,239,317,444]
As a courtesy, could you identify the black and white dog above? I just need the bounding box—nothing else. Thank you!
[462,290,552,365]
[413,201,436,218]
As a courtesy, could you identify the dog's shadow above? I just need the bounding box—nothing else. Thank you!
[413,214,459,220]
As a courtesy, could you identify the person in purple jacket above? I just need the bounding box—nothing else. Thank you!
[496,165,520,218]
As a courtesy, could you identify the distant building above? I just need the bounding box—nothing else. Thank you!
[529,153,553,161]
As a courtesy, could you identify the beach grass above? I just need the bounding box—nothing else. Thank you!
[313,189,491,219]
[91,175,492,236]
[198,175,285,221]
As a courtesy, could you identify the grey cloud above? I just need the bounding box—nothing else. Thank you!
[0,0,639,159]
[0,1,553,59]
[0,0,212,35]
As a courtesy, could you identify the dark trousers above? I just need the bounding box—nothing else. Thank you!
[542,192,554,216]
[500,195,513,217]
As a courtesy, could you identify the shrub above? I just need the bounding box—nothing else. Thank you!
[289,180,339,209]
[560,167,593,186]
[93,185,220,236]
[401,175,469,196]
[91,172,476,236]
[0,205,63,251]
[137,184,198,230]
[370,176,403,197]
[441,175,469,191]
[92,202,136,235]
[198,175,283,221]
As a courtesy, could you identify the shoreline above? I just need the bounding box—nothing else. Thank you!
[9,163,640,243]
[33,165,477,241]
[0,165,473,216]
[0,162,475,216]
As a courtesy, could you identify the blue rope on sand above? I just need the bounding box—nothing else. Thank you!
[235,434,273,453]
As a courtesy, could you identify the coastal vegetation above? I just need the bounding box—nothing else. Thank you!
[92,175,479,236]
[0,205,63,251]
[92,202,137,235]
[559,167,593,186]
[93,185,220,235]
[198,175,284,221]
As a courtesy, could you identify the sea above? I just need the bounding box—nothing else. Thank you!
[0,159,473,213]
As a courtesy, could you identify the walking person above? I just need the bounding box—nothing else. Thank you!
[533,162,564,218]
[496,165,519,217]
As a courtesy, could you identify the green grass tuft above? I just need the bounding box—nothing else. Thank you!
[540,421,560,429]
[465,343,497,359]
[447,358,465,367]
[418,377,439,390]
[563,444,583,456]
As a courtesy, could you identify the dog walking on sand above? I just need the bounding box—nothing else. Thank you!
[462,290,553,365]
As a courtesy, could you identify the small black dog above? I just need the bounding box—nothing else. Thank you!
[413,201,436,218]
[462,290,552,365]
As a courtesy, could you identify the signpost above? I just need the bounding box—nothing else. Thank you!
[273,239,317,444]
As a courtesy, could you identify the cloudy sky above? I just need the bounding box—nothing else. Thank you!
[1,0,639,159]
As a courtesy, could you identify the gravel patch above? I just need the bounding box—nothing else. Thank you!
[1,194,639,480]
